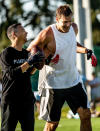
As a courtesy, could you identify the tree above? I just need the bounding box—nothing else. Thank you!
[90,0,100,45]
[0,0,61,51]
[0,0,24,51]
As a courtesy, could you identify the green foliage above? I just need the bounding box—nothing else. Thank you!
[0,0,100,52]
[90,0,100,45]
[91,0,100,10]
[0,30,10,52]
[93,29,100,45]
[0,0,24,52]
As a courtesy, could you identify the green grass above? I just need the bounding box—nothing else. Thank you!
[1,105,100,131]
[15,118,100,131]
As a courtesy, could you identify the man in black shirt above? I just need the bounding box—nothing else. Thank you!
[0,23,45,131]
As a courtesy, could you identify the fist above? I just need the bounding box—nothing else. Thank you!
[87,49,93,60]
[27,47,45,66]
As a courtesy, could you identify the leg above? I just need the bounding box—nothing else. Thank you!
[34,92,40,113]
[35,101,40,113]
[90,100,96,115]
[39,89,65,131]
[1,103,18,131]
[64,83,92,131]
[19,104,34,131]
[44,122,59,131]
[77,107,92,131]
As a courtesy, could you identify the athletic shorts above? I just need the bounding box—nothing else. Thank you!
[39,82,90,122]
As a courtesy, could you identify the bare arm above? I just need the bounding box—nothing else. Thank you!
[20,62,37,73]
[27,28,52,70]
[77,42,87,53]
[27,28,50,52]
[20,62,30,73]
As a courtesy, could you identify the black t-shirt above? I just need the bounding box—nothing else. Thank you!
[0,47,35,105]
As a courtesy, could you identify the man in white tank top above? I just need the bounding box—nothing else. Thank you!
[27,4,97,131]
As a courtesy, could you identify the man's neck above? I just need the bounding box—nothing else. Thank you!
[11,42,23,51]
[56,23,69,33]
[56,24,62,32]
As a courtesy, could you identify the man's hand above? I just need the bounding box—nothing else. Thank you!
[27,50,45,67]
[34,62,45,70]
[87,49,93,60]
[86,49,97,67]
[45,54,53,65]
[45,54,60,65]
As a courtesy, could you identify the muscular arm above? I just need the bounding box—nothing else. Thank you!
[27,29,49,53]
[72,23,88,54]
[77,42,87,53]
[27,26,53,59]
[27,29,50,69]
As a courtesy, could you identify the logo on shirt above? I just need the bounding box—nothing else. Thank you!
[13,59,27,64]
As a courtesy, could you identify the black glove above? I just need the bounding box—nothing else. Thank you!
[86,49,93,60]
[45,54,53,65]
[27,50,45,66]
[34,62,44,70]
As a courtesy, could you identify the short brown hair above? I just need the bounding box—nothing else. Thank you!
[7,23,21,39]
[56,5,72,18]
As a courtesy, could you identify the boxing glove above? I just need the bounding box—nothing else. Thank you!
[86,49,97,67]
[27,50,45,66]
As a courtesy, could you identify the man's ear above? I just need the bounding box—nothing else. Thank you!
[12,32,17,39]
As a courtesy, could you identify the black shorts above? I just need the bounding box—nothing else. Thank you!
[1,102,34,131]
[39,82,89,122]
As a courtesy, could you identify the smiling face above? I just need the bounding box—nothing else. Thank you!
[56,14,72,33]
[16,25,28,43]
[55,5,73,33]
[7,24,28,44]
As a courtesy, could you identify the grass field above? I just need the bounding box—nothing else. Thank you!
[15,117,100,131]
[0,105,100,131]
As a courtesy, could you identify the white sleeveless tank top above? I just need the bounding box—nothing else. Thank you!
[38,24,82,90]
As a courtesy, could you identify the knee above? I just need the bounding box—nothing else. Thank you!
[44,122,59,131]
[50,122,58,130]
[78,108,91,121]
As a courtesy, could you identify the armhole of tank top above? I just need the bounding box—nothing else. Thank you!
[70,26,77,45]
[71,25,76,36]
[50,24,57,59]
